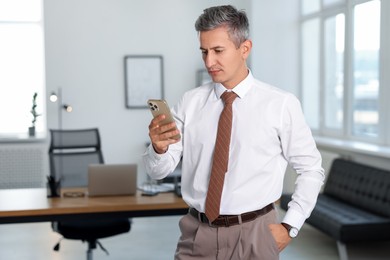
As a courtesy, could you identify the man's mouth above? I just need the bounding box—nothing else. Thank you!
[208,69,222,75]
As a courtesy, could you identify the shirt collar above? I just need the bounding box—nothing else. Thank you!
[214,70,254,100]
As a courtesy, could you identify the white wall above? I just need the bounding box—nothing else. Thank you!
[250,0,300,95]
[44,0,254,184]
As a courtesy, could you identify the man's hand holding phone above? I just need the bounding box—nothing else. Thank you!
[147,99,181,154]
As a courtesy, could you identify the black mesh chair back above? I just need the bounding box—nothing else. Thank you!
[49,128,102,150]
[49,128,104,187]
[48,128,131,260]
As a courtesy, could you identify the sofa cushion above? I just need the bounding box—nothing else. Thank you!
[324,159,390,217]
[308,194,390,242]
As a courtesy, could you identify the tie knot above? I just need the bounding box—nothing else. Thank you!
[221,91,238,105]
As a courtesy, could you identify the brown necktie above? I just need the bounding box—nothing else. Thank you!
[205,91,238,222]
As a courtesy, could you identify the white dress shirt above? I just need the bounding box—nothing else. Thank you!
[143,71,324,230]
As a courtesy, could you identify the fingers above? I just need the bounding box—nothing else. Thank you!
[150,122,177,136]
[149,125,180,143]
[148,115,180,154]
[150,130,179,154]
[149,119,178,139]
[268,224,291,252]
[148,114,169,132]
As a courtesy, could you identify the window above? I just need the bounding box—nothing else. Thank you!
[300,0,388,145]
[352,1,380,137]
[0,0,45,137]
[324,14,345,131]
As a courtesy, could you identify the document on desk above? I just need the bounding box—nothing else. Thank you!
[138,183,175,193]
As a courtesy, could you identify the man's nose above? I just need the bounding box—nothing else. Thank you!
[204,53,215,68]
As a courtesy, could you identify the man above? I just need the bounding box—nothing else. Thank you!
[143,5,324,260]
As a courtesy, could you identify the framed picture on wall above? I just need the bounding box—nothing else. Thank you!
[124,55,164,108]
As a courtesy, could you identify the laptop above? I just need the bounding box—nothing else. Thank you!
[88,164,137,197]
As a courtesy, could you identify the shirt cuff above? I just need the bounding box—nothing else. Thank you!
[146,144,167,161]
[282,208,306,230]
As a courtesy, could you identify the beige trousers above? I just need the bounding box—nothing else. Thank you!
[174,209,279,260]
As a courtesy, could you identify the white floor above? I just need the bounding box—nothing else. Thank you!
[0,210,389,259]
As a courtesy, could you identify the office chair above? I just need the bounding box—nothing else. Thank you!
[48,128,131,260]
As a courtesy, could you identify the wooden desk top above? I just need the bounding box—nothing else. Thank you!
[0,188,188,224]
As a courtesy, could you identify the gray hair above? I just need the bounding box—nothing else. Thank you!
[195,5,249,48]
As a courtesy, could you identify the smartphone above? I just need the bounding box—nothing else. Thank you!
[147,99,181,140]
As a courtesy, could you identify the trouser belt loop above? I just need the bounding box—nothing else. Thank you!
[237,215,242,225]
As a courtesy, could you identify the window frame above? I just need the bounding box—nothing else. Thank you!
[300,0,389,146]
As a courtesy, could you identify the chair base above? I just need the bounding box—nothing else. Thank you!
[86,239,108,260]
[54,238,109,260]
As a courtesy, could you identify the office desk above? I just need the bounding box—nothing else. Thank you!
[0,188,188,224]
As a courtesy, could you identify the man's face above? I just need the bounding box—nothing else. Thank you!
[199,26,251,89]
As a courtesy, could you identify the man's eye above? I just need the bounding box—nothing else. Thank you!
[215,49,223,53]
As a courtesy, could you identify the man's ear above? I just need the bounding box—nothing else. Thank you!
[241,39,252,59]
